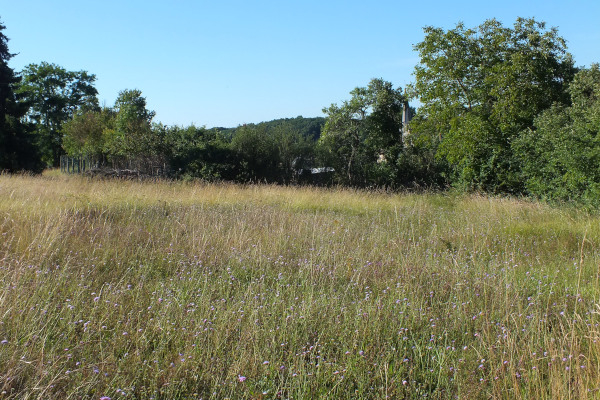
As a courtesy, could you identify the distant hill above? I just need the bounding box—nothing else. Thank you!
[212,116,326,141]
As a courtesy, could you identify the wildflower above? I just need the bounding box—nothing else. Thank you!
[263,361,269,365]
[238,375,246,382]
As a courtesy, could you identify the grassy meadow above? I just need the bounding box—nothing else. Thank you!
[1,173,600,399]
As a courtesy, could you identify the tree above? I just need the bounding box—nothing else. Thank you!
[62,107,115,160]
[165,125,237,181]
[271,122,315,183]
[102,89,169,173]
[514,64,600,204]
[230,124,278,182]
[319,78,405,186]
[0,19,41,172]
[17,62,98,166]
[103,89,157,158]
[412,18,576,193]
[205,117,320,183]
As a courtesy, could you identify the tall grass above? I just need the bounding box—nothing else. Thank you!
[0,174,599,399]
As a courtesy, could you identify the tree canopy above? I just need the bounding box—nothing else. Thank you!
[16,62,99,166]
[514,64,600,204]
[320,78,406,186]
[412,18,576,193]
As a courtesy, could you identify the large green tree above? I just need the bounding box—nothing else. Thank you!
[102,89,169,173]
[514,64,600,204]
[103,89,157,158]
[61,107,115,161]
[412,18,576,193]
[17,62,98,166]
[0,19,41,172]
[319,78,405,186]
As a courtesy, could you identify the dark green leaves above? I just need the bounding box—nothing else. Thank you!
[16,62,99,166]
[413,18,575,193]
[514,65,600,204]
[320,78,405,186]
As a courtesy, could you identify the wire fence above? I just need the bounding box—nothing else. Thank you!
[60,155,98,174]
[60,155,169,177]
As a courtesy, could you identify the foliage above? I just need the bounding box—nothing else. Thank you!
[229,122,316,183]
[97,89,173,174]
[271,122,315,182]
[215,116,325,141]
[413,18,576,193]
[8,13,600,205]
[16,62,98,166]
[103,89,157,158]
[165,125,237,181]
[395,113,449,188]
[61,107,114,159]
[230,124,279,182]
[319,78,405,187]
[514,64,600,204]
[0,19,42,172]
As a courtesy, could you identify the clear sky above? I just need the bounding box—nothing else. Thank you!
[2,0,599,128]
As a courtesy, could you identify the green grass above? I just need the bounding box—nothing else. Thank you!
[1,173,599,399]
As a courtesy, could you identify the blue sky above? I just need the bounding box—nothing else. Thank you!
[2,0,599,128]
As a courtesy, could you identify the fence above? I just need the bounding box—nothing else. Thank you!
[60,155,98,174]
[60,155,169,177]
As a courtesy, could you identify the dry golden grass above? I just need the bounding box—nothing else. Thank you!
[0,173,599,399]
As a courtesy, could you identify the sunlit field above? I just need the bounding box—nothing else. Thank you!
[1,173,599,399]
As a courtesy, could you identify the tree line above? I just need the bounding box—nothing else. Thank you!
[1,17,599,204]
